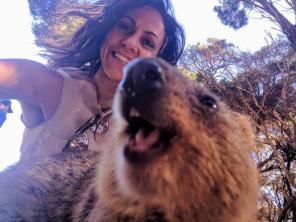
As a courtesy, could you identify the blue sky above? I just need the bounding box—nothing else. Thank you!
[0,0,278,170]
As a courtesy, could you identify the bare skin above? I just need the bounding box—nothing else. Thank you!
[0,59,63,126]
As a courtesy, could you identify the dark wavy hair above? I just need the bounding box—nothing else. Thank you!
[45,0,185,76]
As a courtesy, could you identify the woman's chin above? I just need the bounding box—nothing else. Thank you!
[107,71,123,83]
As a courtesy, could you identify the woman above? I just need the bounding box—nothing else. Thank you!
[0,0,185,160]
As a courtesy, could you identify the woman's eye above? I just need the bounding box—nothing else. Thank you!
[118,22,133,35]
[142,38,155,49]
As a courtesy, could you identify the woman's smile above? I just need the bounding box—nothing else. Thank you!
[112,51,131,65]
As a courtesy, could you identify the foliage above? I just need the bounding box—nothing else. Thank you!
[178,38,240,82]
[28,0,103,48]
[214,0,250,29]
[179,68,198,80]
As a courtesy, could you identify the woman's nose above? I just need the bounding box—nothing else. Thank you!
[120,34,139,53]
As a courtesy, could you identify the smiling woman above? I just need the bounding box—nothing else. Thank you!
[0,0,185,162]
[99,6,166,81]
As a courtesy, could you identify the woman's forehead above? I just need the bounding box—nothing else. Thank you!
[122,6,166,41]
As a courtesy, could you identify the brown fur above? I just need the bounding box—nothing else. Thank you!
[0,58,258,221]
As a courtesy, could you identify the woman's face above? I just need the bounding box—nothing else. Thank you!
[99,5,166,82]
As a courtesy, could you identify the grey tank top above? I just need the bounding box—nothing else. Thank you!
[20,70,114,160]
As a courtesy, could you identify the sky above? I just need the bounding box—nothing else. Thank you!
[0,0,279,170]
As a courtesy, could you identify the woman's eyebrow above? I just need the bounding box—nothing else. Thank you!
[123,16,160,40]
[121,16,136,27]
[144,31,159,40]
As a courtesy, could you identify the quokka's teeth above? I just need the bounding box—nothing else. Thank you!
[130,108,140,117]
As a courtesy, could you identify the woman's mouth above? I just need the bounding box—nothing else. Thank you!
[112,51,131,64]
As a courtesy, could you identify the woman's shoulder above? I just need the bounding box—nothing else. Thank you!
[57,67,97,87]
[57,67,88,79]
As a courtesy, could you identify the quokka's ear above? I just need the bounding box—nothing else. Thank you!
[233,112,256,153]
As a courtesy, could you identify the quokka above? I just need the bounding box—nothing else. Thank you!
[0,58,258,222]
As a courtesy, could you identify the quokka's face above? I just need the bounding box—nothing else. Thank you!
[111,57,255,203]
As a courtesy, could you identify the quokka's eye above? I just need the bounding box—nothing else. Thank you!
[199,95,218,111]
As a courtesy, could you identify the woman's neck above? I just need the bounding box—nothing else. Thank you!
[93,68,119,110]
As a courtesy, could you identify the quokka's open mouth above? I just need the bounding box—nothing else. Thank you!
[117,58,177,164]
[122,105,175,165]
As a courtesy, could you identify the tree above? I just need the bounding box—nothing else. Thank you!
[214,0,296,50]
[178,38,240,82]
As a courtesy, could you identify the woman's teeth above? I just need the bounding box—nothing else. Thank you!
[114,52,130,64]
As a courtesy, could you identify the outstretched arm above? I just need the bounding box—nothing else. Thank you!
[0,59,63,127]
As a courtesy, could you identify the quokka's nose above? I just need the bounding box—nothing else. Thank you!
[121,58,165,95]
[139,58,165,86]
